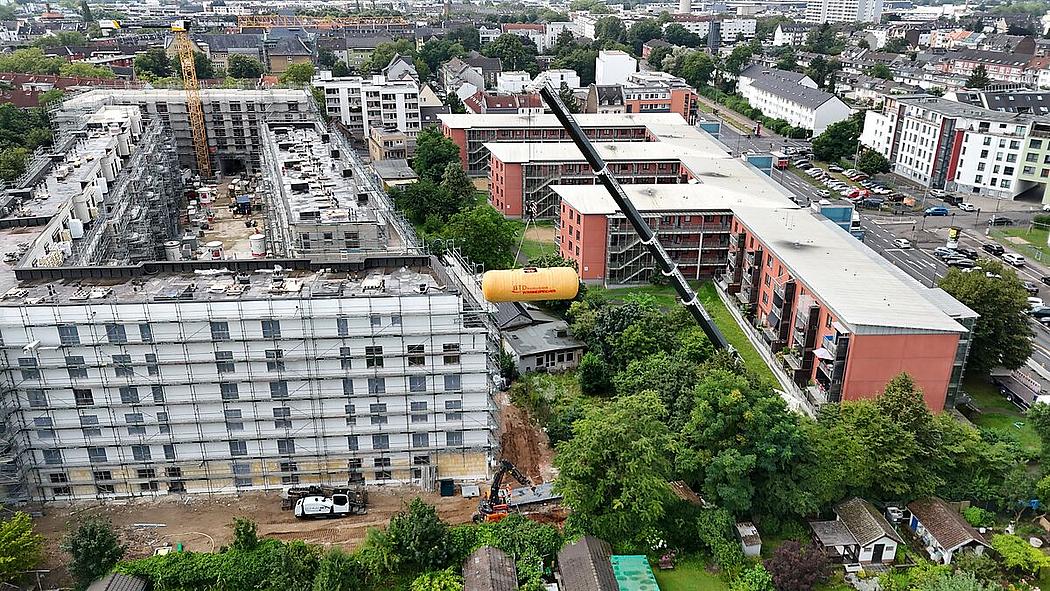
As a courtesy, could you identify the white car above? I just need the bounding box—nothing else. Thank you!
[958,203,976,212]
[1030,297,1045,311]
[1004,253,1026,267]
[817,190,830,197]
[1043,203,1050,212]
[892,238,912,249]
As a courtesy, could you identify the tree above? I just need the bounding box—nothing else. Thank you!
[918,572,999,591]
[805,55,840,89]
[60,62,114,78]
[280,63,316,86]
[552,47,599,86]
[391,181,460,224]
[443,206,518,270]
[440,161,476,205]
[805,23,844,54]
[413,127,461,182]
[775,51,799,72]
[482,34,539,76]
[312,548,365,591]
[723,44,755,76]
[447,26,481,52]
[558,83,579,113]
[764,541,831,591]
[628,19,663,53]
[1028,403,1050,464]
[0,512,43,584]
[80,0,93,23]
[228,54,264,79]
[594,16,626,44]
[446,92,465,114]
[858,38,871,49]
[578,351,611,395]
[865,63,893,80]
[0,148,28,182]
[663,23,703,47]
[231,517,258,551]
[317,46,338,68]
[857,149,890,175]
[134,47,175,79]
[991,534,1050,575]
[61,518,126,591]
[37,88,65,106]
[883,37,909,53]
[388,498,449,571]
[952,551,1002,586]
[967,64,990,89]
[671,50,715,88]
[648,45,672,70]
[811,115,860,162]
[418,39,466,77]
[410,568,463,591]
[32,31,88,48]
[332,60,352,77]
[939,260,1032,373]
[361,39,416,74]
[553,391,676,549]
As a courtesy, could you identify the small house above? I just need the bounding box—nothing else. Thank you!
[907,497,989,564]
[87,574,148,591]
[810,497,901,565]
[464,546,518,591]
[736,522,762,557]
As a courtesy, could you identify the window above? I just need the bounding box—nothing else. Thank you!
[49,473,68,484]
[391,315,401,327]
[33,417,53,439]
[215,351,235,373]
[444,374,462,392]
[372,434,389,450]
[225,409,243,431]
[270,381,289,399]
[266,349,285,371]
[229,441,248,456]
[18,358,38,380]
[58,324,79,345]
[119,387,139,404]
[137,468,156,479]
[443,344,460,364]
[261,320,281,339]
[88,447,107,462]
[74,388,93,406]
[1031,139,1043,149]
[106,324,127,344]
[64,356,87,379]
[274,406,292,428]
[93,470,112,481]
[368,377,385,394]
[220,383,239,400]
[163,444,176,460]
[43,449,62,465]
[126,413,145,435]
[409,375,426,393]
[231,462,251,475]
[152,385,164,403]
[112,354,133,377]
[342,377,354,395]
[340,347,353,370]
[370,315,381,329]
[27,389,47,408]
[337,317,349,337]
[211,321,231,341]
[144,353,160,376]
[165,467,182,478]
[96,484,115,494]
[139,323,154,343]
[407,345,425,366]
[365,346,383,368]
[131,445,151,461]
[348,435,358,451]
[277,438,295,454]
[412,433,429,448]
[446,431,464,446]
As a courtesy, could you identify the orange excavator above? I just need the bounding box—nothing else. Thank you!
[473,459,531,523]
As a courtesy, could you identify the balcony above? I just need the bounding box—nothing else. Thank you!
[736,290,752,305]
[782,350,804,371]
[822,334,838,357]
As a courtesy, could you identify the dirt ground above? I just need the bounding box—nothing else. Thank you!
[497,390,555,484]
[523,224,555,244]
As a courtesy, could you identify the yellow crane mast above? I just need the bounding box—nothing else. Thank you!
[172,21,211,178]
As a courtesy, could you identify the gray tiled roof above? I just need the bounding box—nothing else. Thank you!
[464,546,518,591]
[747,73,837,109]
[907,497,988,552]
[558,536,618,591]
[834,497,902,547]
[196,33,262,52]
[740,64,807,84]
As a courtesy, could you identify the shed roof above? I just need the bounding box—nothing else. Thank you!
[86,574,148,591]
[907,497,988,552]
[558,536,618,591]
[810,520,859,548]
[835,497,902,546]
[464,546,518,591]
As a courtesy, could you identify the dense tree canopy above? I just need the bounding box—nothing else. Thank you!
[227,54,264,79]
[482,34,539,76]
[412,127,461,182]
[279,63,316,86]
[811,114,861,162]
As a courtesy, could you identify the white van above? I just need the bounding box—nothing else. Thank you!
[1004,253,1026,267]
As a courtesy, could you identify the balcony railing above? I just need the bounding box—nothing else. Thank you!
[782,351,804,371]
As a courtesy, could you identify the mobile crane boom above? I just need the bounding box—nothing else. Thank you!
[537,85,730,350]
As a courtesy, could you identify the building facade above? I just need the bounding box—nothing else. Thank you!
[312,72,423,141]
[738,66,852,134]
[805,0,883,23]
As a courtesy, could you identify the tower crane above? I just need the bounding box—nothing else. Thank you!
[171,21,211,178]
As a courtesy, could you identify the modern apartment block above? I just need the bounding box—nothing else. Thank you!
[737,66,852,134]
[312,71,422,142]
[54,89,313,175]
[438,112,687,176]
[860,95,1046,199]
[620,72,700,124]
[0,98,496,504]
[805,0,883,23]
[666,14,757,42]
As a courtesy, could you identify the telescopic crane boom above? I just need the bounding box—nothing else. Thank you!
[536,85,730,350]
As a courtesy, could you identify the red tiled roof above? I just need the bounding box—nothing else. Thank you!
[502,23,545,32]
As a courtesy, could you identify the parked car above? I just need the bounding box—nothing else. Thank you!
[892,238,912,248]
[828,164,844,172]
[933,246,956,259]
[1042,275,1050,286]
[924,206,950,216]
[958,202,976,212]
[983,243,1005,256]
[1030,297,1045,310]
[1043,203,1050,212]
[1031,306,1050,320]
[955,246,978,259]
[860,197,885,208]
[1004,252,1026,266]
[947,258,976,269]
[1023,281,1040,296]
[988,216,1015,226]
[793,159,810,167]
[929,189,947,198]
[817,189,830,197]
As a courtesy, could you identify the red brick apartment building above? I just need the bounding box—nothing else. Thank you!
[722,206,975,410]
[438,113,688,176]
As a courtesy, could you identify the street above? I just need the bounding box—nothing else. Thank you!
[718,124,811,156]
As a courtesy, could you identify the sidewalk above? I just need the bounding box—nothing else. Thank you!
[696,93,780,137]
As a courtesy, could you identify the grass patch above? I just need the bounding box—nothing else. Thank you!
[602,282,778,385]
[651,556,729,591]
[963,375,1040,455]
[509,219,557,262]
[992,227,1050,262]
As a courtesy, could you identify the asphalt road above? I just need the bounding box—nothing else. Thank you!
[718,125,811,156]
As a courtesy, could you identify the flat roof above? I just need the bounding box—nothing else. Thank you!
[437,112,687,130]
[894,94,1045,124]
[484,141,690,163]
[732,205,966,334]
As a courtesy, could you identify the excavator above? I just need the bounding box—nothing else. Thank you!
[472,459,533,523]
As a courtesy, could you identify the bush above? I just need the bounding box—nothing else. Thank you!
[962,506,994,528]
[1033,214,1050,227]
[578,352,612,395]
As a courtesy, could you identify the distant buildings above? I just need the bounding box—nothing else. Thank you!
[737,65,852,134]
[667,14,757,43]
[805,0,883,24]
[773,23,812,47]
[312,70,423,142]
[596,50,638,86]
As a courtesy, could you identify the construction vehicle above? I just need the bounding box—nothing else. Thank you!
[171,20,211,178]
[283,484,368,515]
[473,459,530,523]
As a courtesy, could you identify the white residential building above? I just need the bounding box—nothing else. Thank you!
[596,50,638,86]
[667,16,757,42]
[312,71,422,141]
[805,0,883,24]
[497,71,533,94]
[737,65,851,134]
[528,69,582,91]
[773,23,812,46]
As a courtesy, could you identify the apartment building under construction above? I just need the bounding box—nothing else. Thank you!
[0,92,495,504]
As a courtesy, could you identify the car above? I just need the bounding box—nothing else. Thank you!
[1004,252,1026,266]
[983,243,1005,256]
[806,168,820,176]
[860,197,885,208]
[793,159,810,167]
[929,189,947,198]
[947,258,976,268]
[958,202,976,212]
[933,246,956,259]
[1030,297,1045,310]
[988,216,1015,226]
[817,189,830,198]
[828,165,844,172]
[1042,275,1050,286]
[892,238,912,248]
[1024,281,1040,296]
[924,206,950,216]
[1032,306,1050,320]
[955,246,978,259]
[1043,203,1050,212]
[840,189,853,196]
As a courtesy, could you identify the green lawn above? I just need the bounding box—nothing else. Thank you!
[509,220,558,262]
[603,282,778,385]
[963,375,1040,455]
[992,227,1050,262]
[651,556,728,591]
